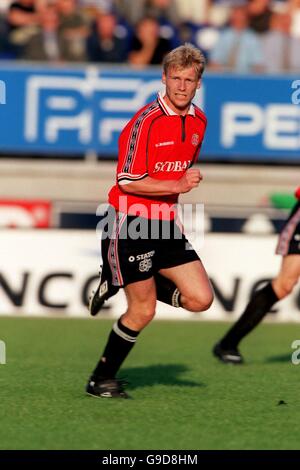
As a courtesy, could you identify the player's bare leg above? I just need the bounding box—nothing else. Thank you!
[159,260,214,312]
[272,255,300,299]
[122,277,157,331]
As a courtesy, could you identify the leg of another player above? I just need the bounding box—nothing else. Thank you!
[272,255,300,299]
[213,254,300,364]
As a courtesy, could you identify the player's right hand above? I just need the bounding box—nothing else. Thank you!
[175,169,203,193]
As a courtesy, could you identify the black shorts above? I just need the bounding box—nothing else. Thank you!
[101,212,200,287]
[276,200,300,256]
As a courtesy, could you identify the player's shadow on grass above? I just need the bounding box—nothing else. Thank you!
[122,364,205,390]
[265,353,292,363]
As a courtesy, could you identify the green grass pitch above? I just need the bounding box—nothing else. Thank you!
[0,317,299,450]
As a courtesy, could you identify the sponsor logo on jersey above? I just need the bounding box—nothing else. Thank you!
[155,141,175,148]
[153,160,191,173]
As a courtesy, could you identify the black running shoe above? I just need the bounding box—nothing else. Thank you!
[86,378,129,399]
[89,266,119,316]
[213,342,244,364]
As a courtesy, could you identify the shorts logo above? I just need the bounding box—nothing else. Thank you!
[139,258,152,272]
[191,134,200,146]
[129,250,155,271]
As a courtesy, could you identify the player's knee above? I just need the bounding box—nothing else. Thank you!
[278,276,298,298]
[141,305,156,322]
[127,299,156,327]
[183,291,214,313]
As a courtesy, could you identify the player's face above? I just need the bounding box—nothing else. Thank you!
[162,66,201,115]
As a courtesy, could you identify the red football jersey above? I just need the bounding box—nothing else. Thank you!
[295,187,300,200]
[108,93,207,220]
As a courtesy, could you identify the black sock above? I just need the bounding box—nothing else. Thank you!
[91,318,140,380]
[154,273,182,307]
[220,282,279,349]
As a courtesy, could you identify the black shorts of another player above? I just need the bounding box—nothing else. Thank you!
[101,213,200,287]
[276,200,300,256]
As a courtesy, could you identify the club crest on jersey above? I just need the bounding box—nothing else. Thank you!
[191,134,200,146]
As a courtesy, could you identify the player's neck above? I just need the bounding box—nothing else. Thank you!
[163,94,190,116]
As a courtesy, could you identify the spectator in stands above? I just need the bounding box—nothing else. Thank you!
[288,0,300,71]
[79,0,114,12]
[262,12,293,73]
[7,0,41,54]
[78,0,114,23]
[174,0,231,28]
[213,187,300,364]
[8,0,36,25]
[248,0,272,33]
[174,0,210,25]
[0,0,12,15]
[56,0,89,61]
[114,0,179,26]
[209,6,264,73]
[20,3,62,61]
[113,0,144,25]
[289,0,300,37]
[145,0,180,25]
[0,20,9,58]
[87,11,129,62]
[128,15,172,66]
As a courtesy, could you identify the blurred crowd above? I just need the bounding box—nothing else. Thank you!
[0,0,299,72]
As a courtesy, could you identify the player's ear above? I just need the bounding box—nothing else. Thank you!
[197,78,201,89]
[162,72,166,85]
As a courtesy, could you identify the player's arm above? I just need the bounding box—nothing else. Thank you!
[120,169,203,196]
[117,109,202,196]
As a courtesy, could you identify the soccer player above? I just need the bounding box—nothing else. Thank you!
[87,43,213,398]
[213,187,300,364]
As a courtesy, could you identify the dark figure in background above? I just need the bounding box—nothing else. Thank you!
[87,11,129,63]
[21,4,61,61]
[128,16,172,65]
[7,0,40,56]
[56,0,89,61]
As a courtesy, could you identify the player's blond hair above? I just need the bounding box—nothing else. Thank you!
[163,43,206,79]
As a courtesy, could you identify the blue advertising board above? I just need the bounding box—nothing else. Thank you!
[0,63,299,162]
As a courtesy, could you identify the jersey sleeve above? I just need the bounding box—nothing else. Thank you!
[116,103,159,185]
